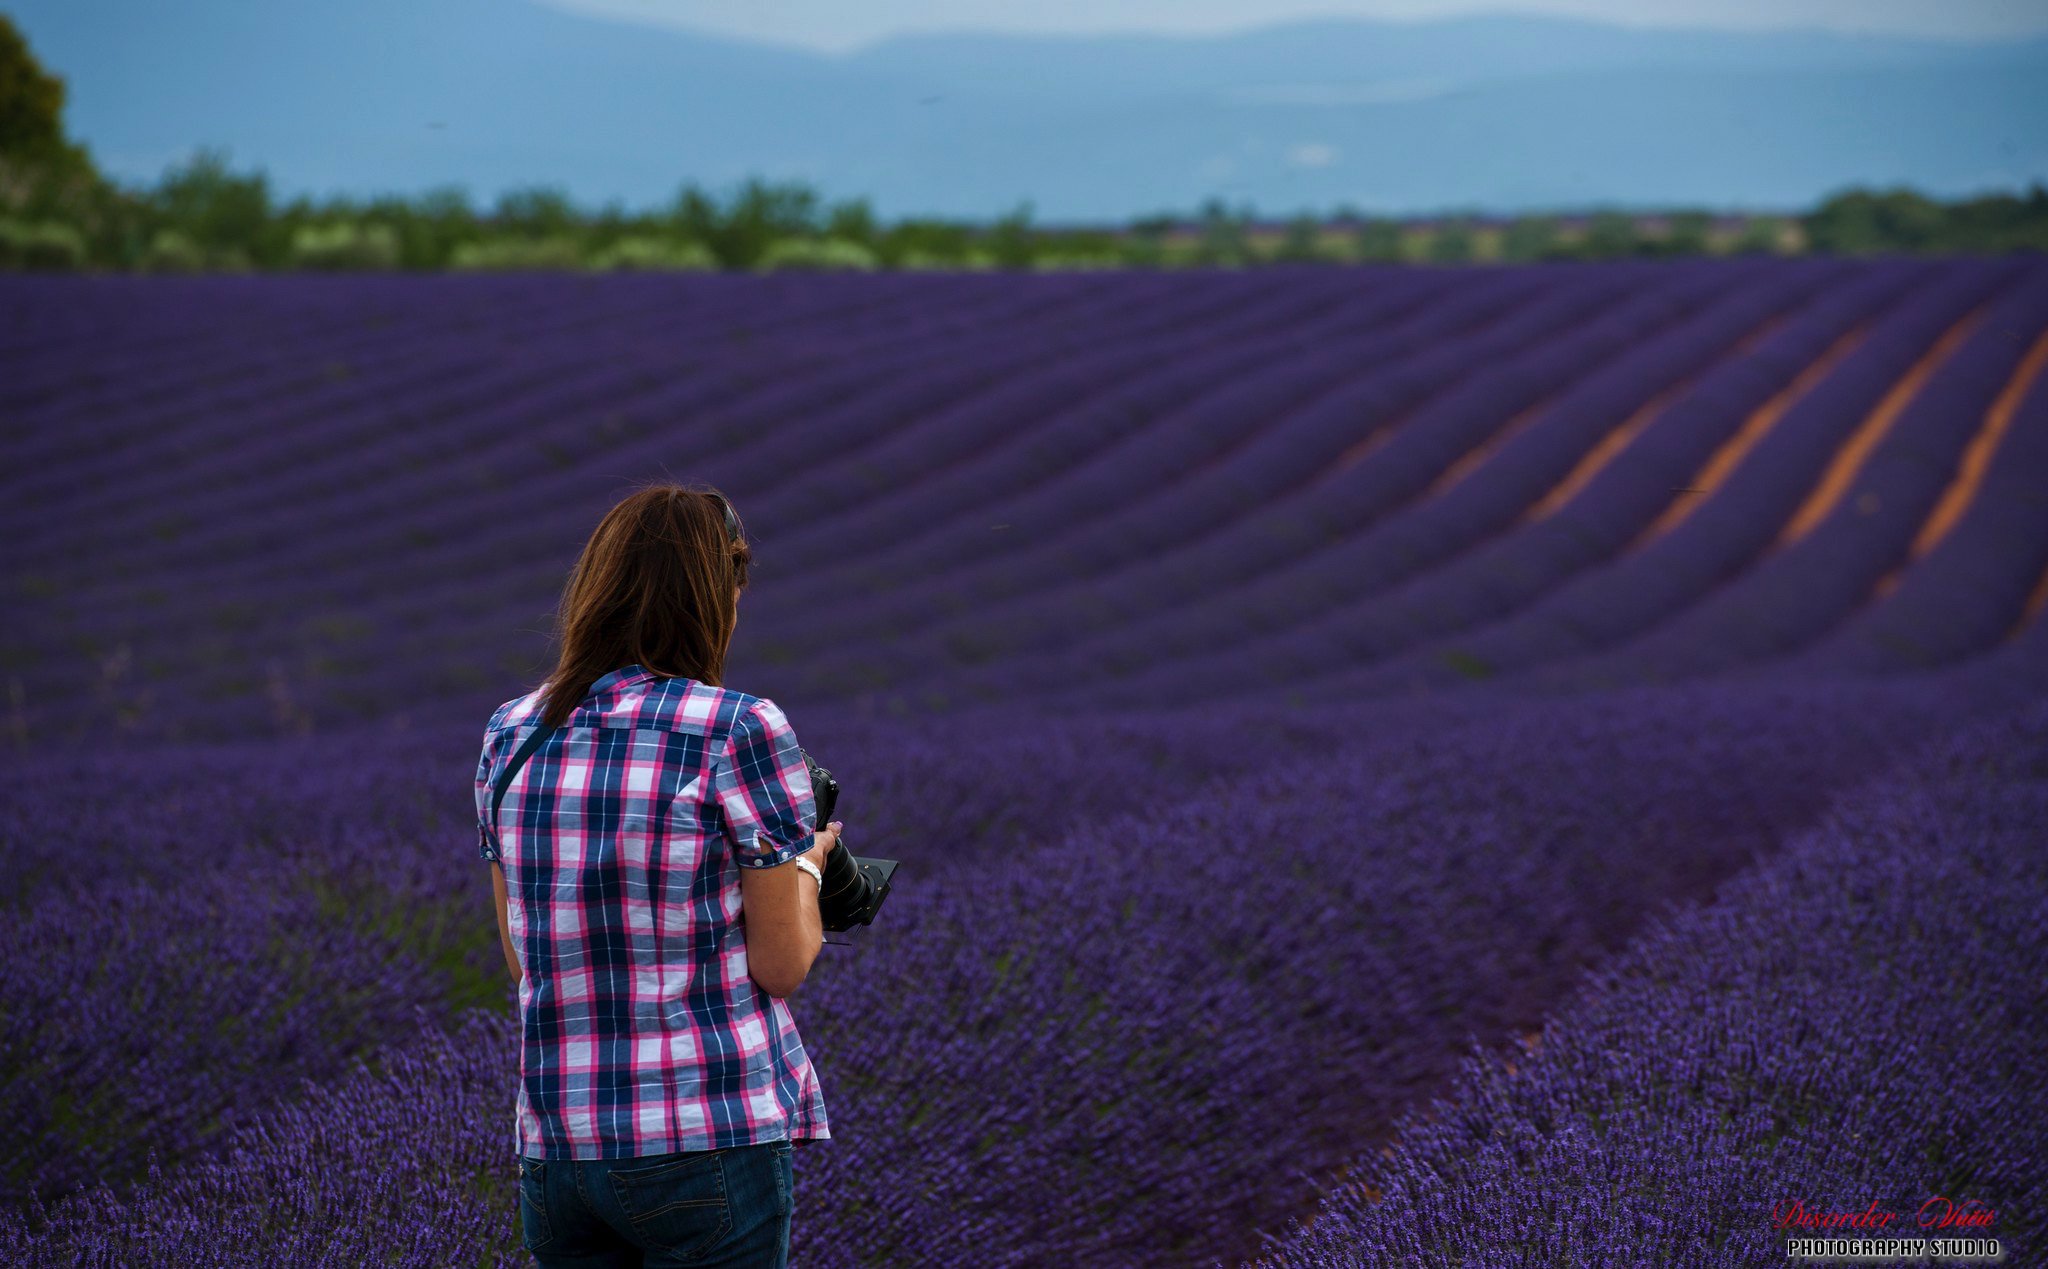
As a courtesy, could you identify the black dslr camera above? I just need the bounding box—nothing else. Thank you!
[799,749,898,932]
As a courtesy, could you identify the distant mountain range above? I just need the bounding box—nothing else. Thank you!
[11,1,2047,219]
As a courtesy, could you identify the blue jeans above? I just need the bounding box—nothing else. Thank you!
[518,1139,793,1268]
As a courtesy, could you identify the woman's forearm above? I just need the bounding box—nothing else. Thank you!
[740,857,826,996]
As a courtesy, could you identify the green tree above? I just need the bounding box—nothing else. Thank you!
[1731,216,1788,255]
[585,197,633,253]
[1272,214,1327,264]
[1804,187,1946,254]
[1942,184,2048,253]
[1805,189,1881,252]
[0,16,134,266]
[1352,217,1404,263]
[1664,210,1713,255]
[367,185,479,269]
[985,202,1037,269]
[672,185,720,248]
[1579,210,1639,259]
[1426,217,1475,264]
[1499,215,1562,262]
[826,197,877,247]
[1120,214,1174,267]
[1036,227,1121,269]
[0,16,84,168]
[1192,198,1252,266]
[879,217,975,268]
[672,178,819,269]
[720,178,819,268]
[153,149,276,266]
[493,185,579,239]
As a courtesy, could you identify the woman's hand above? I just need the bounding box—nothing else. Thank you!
[802,821,842,875]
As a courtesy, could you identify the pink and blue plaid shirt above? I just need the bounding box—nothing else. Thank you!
[475,664,831,1159]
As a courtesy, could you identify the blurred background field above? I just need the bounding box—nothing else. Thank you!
[4,4,2047,1266]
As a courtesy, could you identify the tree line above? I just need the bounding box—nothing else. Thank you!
[4,18,2045,274]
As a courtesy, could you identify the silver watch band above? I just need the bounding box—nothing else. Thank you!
[790,857,823,889]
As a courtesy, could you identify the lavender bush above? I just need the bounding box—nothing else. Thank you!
[1252,698,2048,1267]
[0,862,445,1209]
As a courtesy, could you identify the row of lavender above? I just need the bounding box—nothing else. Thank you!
[769,257,1895,693]
[1305,259,2048,699]
[1,269,1396,575]
[0,669,2024,1264]
[22,259,2047,743]
[1255,691,2048,1267]
[1145,262,2047,701]
[48,257,2027,723]
[758,255,2048,708]
[2,265,1499,740]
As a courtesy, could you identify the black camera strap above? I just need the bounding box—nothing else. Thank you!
[487,721,559,854]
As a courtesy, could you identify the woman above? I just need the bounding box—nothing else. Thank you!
[474,483,838,1268]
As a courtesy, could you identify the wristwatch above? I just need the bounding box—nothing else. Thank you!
[791,857,824,890]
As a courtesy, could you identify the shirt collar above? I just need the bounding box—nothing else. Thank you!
[588,664,659,695]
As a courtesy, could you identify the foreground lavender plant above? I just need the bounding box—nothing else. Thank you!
[0,861,446,1209]
[1253,699,2048,1267]
[0,1008,528,1269]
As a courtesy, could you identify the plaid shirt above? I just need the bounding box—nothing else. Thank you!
[475,664,830,1159]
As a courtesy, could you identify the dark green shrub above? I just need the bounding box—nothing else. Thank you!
[1352,218,1404,263]
[755,237,878,271]
[590,236,716,271]
[290,222,401,270]
[985,204,1038,270]
[1499,215,1562,262]
[1578,210,1640,259]
[140,229,205,273]
[1426,218,1476,264]
[1192,199,1252,267]
[449,237,585,270]
[0,219,85,270]
[1272,215,1329,263]
[878,217,976,268]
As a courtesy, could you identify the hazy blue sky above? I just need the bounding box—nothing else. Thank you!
[12,0,2042,214]
[545,0,2048,52]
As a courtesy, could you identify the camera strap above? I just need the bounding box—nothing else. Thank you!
[487,721,560,853]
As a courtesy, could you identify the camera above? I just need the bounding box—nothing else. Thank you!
[799,749,898,932]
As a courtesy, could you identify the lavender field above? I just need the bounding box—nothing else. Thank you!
[3,258,2046,1266]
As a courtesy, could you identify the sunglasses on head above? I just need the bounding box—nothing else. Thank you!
[704,491,743,546]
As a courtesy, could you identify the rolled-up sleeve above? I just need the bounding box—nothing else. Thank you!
[713,697,818,868]
[476,732,501,863]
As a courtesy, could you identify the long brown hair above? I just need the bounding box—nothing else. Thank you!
[534,482,752,728]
